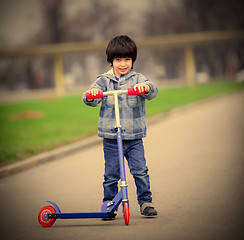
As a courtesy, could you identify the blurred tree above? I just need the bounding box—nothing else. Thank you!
[61,0,120,42]
[144,0,244,35]
[143,2,186,35]
[181,0,244,31]
[143,0,244,79]
[37,0,65,43]
[183,0,244,74]
[33,0,121,43]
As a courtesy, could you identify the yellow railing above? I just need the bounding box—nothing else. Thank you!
[1,30,244,95]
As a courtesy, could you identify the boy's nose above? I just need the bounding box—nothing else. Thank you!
[120,60,126,66]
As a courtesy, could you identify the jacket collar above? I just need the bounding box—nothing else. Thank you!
[101,69,136,82]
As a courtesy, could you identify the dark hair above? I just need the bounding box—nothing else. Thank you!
[106,35,137,66]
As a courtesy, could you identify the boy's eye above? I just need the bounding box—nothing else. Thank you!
[114,58,131,62]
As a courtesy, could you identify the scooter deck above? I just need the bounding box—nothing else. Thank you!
[47,212,111,219]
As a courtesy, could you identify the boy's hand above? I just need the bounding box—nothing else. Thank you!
[86,89,100,101]
[134,83,150,94]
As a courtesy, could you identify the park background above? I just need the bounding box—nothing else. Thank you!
[0,1,244,240]
[0,0,244,167]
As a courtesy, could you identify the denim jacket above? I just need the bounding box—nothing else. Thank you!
[82,69,158,140]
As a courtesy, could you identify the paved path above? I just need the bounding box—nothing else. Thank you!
[0,91,244,240]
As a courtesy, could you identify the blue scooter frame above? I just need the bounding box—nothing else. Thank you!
[38,87,145,227]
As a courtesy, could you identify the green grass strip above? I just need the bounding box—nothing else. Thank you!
[0,81,243,167]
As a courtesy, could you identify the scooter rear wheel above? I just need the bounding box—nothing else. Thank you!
[123,202,129,225]
[38,205,56,227]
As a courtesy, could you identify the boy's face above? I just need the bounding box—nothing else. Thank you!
[112,57,132,78]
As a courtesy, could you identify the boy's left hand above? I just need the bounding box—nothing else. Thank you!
[134,83,150,94]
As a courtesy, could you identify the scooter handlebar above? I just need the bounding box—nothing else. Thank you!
[127,87,145,95]
[86,90,104,100]
[86,87,145,100]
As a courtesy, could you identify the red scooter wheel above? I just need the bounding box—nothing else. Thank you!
[38,205,56,227]
[123,202,130,225]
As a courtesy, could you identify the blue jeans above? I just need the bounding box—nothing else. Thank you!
[103,138,152,206]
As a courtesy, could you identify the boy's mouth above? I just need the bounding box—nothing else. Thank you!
[119,68,127,72]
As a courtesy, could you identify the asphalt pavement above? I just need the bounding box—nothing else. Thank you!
[0,90,244,240]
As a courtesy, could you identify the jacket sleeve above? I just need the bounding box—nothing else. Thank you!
[138,74,158,100]
[82,77,107,107]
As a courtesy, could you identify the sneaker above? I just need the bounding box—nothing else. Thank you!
[140,202,157,216]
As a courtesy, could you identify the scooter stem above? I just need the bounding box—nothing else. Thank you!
[113,92,121,128]
[112,92,128,202]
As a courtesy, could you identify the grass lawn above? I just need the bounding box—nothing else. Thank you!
[0,80,244,167]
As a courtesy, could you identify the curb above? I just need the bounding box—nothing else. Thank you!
[0,135,102,178]
[0,90,243,179]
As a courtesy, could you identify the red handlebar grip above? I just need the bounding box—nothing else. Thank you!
[128,87,145,95]
[86,90,104,100]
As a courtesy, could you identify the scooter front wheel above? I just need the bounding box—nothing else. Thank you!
[38,205,56,227]
[123,202,129,225]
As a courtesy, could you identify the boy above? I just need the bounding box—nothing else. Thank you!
[82,35,158,218]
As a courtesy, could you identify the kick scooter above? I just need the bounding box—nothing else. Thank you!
[38,87,145,227]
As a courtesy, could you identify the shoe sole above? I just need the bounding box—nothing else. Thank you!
[142,213,157,217]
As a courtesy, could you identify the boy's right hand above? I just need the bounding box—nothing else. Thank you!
[86,89,100,101]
